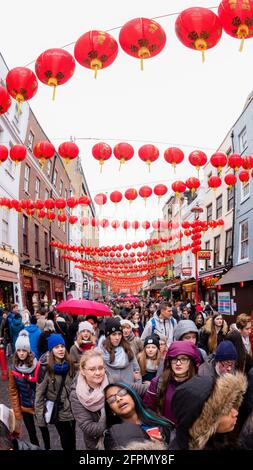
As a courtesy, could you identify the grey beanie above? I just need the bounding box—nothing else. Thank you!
[174,320,198,341]
[15,330,31,352]
[78,321,94,335]
[120,319,134,329]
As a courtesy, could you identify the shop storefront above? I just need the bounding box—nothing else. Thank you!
[53,278,65,303]
[0,248,20,309]
[22,273,34,314]
[199,268,227,310]
[181,279,196,302]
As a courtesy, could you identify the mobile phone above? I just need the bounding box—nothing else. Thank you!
[145,427,161,439]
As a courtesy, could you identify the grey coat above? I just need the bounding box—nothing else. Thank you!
[104,355,141,385]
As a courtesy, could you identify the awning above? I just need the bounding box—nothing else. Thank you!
[0,269,18,283]
[199,268,226,279]
[216,262,253,286]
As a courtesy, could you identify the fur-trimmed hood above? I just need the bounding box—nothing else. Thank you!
[202,317,228,335]
[172,372,247,450]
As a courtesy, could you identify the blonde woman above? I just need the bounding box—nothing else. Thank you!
[69,321,96,370]
[198,313,228,355]
[137,335,161,384]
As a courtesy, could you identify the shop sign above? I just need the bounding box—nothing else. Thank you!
[54,280,64,292]
[182,267,192,276]
[201,276,219,288]
[198,251,212,260]
[23,276,33,291]
[0,248,19,273]
[21,269,32,277]
[218,292,231,315]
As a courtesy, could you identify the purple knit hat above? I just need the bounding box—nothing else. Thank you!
[165,341,201,369]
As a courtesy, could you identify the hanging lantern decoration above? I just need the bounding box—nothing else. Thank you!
[185,177,201,194]
[218,0,253,51]
[182,221,191,229]
[125,188,138,204]
[0,145,8,164]
[58,213,67,224]
[94,193,107,207]
[138,185,152,205]
[67,197,78,211]
[6,67,38,113]
[171,180,186,197]
[188,150,207,175]
[80,216,89,227]
[210,152,227,175]
[35,48,75,100]
[0,86,12,114]
[138,144,159,172]
[122,220,131,235]
[111,219,120,230]
[58,142,79,164]
[224,173,237,188]
[113,142,134,170]
[119,18,166,70]
[100,218,109,229]
[45,198,55,212]
[69,215,78,225]
[91,217,99,228]
[239,169,250,184]
[142,221,151,231]
[55,198,66,212]
[152,220,161,230]
[74,30,118,79]
[228,153,243,172]
[33,141,55,166]
[110,191,123,208]
[175,7,222,62]
[79,195,90,206]
[9,144,27,164]
[241,155,253,171]
[164,147,184,173]
[132,221,140,234]
[208,175,222,190]
[92,142,112,173]
[47,211,56,223]
[154,184,168,203]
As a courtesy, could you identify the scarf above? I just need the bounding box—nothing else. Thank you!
[103,346,129,369]
[76,373,109,412]
[242,335,251,354]
[15,358,37,375]
[74,340,94,351]
[146,358,158,373]
[126,331,135,342]
[54,361,69,375]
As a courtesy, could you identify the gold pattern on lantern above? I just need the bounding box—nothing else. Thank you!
[149,22,158,33]
[97,32,106,44]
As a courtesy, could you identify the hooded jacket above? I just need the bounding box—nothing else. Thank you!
[170,372,247,450]
[173,320,207,362]
[24,324,41,359]
[141,312,176,345]
[10,318,24,346]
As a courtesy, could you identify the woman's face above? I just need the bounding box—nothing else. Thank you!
[159,340,167,353]
[81,356,105,387]
[216,408,238,433]
[181,332,197,345]
[79,330,91,341]
[110,331,122,347]
[16,349,28,361]
[132,312,139,322]
[196,314,203,325]
[145,344,158,359]
[171,355,191,377]
[241,322,251,337]
[105,386,135,418]
[52,344,66,361]
[122,325,132,338]
[214,316,223,327]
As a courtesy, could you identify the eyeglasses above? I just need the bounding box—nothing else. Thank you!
[171,357,190,365]
[106,388,128,404]
[84,366,105,373]
[220,361,235,368]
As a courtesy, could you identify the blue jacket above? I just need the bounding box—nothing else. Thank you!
[9,362,40,412]
[25,325,41,359]
[11,318,24,346]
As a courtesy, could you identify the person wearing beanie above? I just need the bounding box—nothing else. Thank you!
[137,335,162,384]
[25,316,41,360]
[174,320,207,363]
[9,330,50,449]
[143,341,201,423]
[98,317,141,385]
[38,320,55,357]
[198,340,238,379]
[35,332,76,450]
[170,372,247,450]
[121,319,143,357]
[69,321,96,370]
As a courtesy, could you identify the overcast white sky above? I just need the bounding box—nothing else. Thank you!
[1,0,252,244]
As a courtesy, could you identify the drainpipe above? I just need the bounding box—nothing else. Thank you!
[230,130,235,270]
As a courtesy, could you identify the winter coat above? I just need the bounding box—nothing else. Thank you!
[54,318,71,351]
[239,408,253,449]
[125,333,144,357]
[38,331,53,356]
[25,325,41,359]
[104,421,172,450]
[101,347,141,385]
[198,357,218,380]
[198,318,228,354]
[35,369,75,427]
[9,362,41,420]
[69,342,95,371]
[141,312,177,345]
[10,318,24,346]
[170,372,247,450]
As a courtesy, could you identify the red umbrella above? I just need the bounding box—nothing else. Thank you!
[55,299,112,316]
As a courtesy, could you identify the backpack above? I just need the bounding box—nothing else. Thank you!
[151,317,176,335]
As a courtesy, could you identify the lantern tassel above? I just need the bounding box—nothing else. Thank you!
[202,51,205,63]
[140,58,144,71]
[52,85,57,101]
[17,101,21,114]
[239,37,245,52]
[94,67,98,79]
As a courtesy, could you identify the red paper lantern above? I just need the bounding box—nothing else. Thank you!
[182,221,191,229]
[154,184,168,201]
[125,188,138,204]
[94,193,107,206]
[55,198,66,211]
[122,220,131,231]
[110,191,123,205]
[58,142,79,164]
[91,217,99,227]
[142,221,150,230]
[138,185,152,205]
[69,215,78,225]
[119,18,166,70]
[35,200,44,211]
[242,155,253,170]
[239,169,250,183]
[171,180,186,196]
[6,67,38,112]
[80,217,89,227]
[0,145,8,164]
[185,177,201,193]
[228,153,242,171]
[74,31,118,78]
[138,144,159,171]
[224,173,237,188]
[58,213,67,223]
[47,211,56,222]
[0,86,12,114]
[175,7,222,62]
[92,142,112,172]
[132,221,140,231]
[218,0,253,51]
[111,220,120,230]
[35,48,75,100]
[164,147,184,172]
[100,218,109,229]
[113,142,134,170]
[10,144,27,164]
[210,152,227,174]
[152,220,161,230]
[33,141,55,166]
[188,150,207,173]
[79,195,90,206]
[45,198,55,211]
[67,197,78,209]
[208,175,222,190]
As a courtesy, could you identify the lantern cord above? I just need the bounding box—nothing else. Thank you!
[52,85,57,101]
[202,51,205,64]
[239,38,245,52]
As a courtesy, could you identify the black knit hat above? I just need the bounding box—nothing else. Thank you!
[105,317,122,337]
[144,334,160,350]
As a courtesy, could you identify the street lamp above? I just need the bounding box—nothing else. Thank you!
[191,204,204,307]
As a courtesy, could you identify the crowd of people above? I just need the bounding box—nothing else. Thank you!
[0,297,253,451]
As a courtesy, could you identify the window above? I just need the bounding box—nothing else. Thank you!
[45,188,49,200]
[64,259,67,274]
[59,179,63,196]
[27,130,34,151]
[59,252,62,271]
[44,232,49,264]
[227,187,234,212]
[35,224,40,260]
[239,127,247,152]
[2,208,9,244]
[23,215,29,254]
[205,240,211,271]
[216,195,222,219]
[53,169,58,187]
[51,239,56,267]
[24,165,30,193]
[225,229,233,264]
[206,203,212,222]
[35,178,40,200]
[214,235,221,268]
[47,160,52,177]
[240,220,249,261]
[241,180,250,201]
